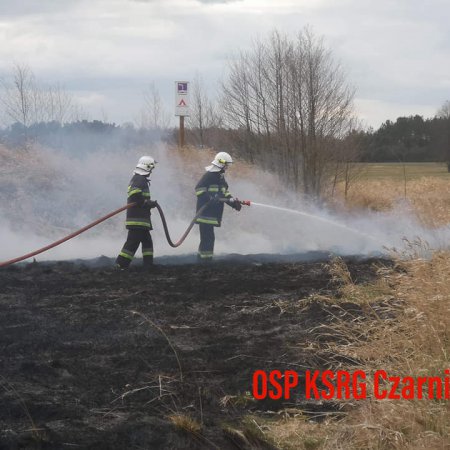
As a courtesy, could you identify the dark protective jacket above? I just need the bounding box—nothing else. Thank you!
[125,174,152,230]
[195,171,233,227]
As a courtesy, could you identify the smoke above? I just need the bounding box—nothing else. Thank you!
[217,179,450,258]
[0,140,212,261]
[0,141,449,264]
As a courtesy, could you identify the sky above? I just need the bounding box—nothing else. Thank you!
[0,0,449,129]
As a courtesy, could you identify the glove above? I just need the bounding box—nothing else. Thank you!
[232,198,242,211]
[144,199,158,209]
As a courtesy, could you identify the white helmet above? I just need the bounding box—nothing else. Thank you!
[206,152,233,172]
[134,155,156,175]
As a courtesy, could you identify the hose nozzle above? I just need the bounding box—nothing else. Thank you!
[240,200,251,206]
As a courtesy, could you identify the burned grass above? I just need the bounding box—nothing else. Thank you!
[0,255,433,449]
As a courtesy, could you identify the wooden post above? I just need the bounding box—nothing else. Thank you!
[179,115,185,148]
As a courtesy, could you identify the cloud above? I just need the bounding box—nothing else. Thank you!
[0,0,449,128]
[0,0,80,18]
[354,98,438,130]
[196,0,242,3]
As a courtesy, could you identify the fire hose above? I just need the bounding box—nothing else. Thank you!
[0,198,251,268]
[158,198,250,248]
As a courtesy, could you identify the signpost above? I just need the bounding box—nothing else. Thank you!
[175,81,190,147]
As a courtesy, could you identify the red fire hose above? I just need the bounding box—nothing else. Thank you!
[0,204,132,268]
[0,199,251,268]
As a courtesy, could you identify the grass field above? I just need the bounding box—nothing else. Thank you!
[331,162,450,227]
[357,162,450,181]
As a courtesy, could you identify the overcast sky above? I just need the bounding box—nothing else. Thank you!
[0,0,449,129]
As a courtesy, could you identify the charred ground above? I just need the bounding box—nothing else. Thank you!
[0,255,396,449]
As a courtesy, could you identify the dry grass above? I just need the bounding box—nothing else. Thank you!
[223,416,278,449]
[168,413,202,434]
[263,253,450,449]
[355,163,450,181]
[168,413,223,449]
[332,177,450,227]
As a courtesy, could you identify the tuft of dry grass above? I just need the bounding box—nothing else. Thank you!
[168,413,202,434]
[168,413,223,449]
[223,416,278,449]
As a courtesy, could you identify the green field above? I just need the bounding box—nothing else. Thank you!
[358,162,450,180]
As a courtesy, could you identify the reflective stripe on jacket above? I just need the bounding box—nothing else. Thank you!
[126,174,153,230]
[195,171,233,227]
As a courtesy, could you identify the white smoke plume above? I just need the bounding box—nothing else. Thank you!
[0,142,449,264]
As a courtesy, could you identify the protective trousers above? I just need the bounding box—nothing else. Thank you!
[116,229,153,268]
[198,223,215,261]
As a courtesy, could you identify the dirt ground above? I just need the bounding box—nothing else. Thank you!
[0,254,393,449]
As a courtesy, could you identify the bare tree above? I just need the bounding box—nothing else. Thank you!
[189,73,222,148]
[0,63,77,127]
[437,100,450,171]
[68,103,89,122]
[437,100,450,119]
[330,125,366,200]
[0,63,36,128]
[222,27,356,198]
[39,83,75,124]
[139,82,170,130]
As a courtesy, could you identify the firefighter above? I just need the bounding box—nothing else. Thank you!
[115,156,158,269]
[194,152,241,262]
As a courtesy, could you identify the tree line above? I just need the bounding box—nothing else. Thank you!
[357,112,450,165]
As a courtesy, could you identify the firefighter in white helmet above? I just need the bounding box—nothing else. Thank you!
[194,152,242,262]
[116,156,158,269]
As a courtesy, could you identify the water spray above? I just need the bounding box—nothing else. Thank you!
[249,202,386,247]
[222,198,385,246]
